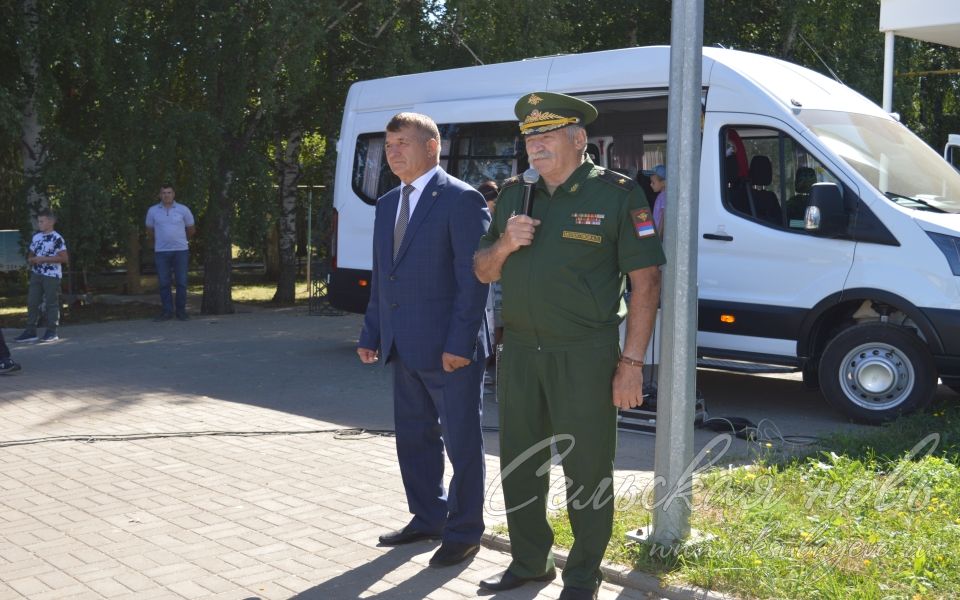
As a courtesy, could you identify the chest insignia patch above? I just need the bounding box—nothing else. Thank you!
[562,230,602,244]
[631,208,656,239]
[571,212,605,226]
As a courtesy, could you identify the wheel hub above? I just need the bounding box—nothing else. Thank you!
[839,343,914,411]
[854,359,897,395]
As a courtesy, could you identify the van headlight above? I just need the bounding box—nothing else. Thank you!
[927,231,960,276]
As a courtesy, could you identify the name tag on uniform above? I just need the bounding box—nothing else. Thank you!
[562,230,602,244]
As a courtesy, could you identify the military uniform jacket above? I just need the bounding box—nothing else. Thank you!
[478,160,666,350]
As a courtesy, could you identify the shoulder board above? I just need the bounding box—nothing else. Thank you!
[501,175,521,189]
[595,169,637,191]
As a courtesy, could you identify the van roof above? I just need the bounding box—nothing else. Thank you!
[349,46,889,124]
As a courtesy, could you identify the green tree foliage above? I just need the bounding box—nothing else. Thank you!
[1,0,957,307]
[895,40,960,150]
[0,2,25,231]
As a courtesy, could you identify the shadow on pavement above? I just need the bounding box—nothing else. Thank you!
[284,543,475,599]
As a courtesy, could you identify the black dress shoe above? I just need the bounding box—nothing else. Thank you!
[558,586,598,600]
[428,541,480,567]
[478,567,556,591]
[377,526,441,546]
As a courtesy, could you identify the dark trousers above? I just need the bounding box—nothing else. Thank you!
[392,352,486,544]
[155,250,189,316]
[26,272,61,333]
[498,342,619,591]
[0,330,9,360]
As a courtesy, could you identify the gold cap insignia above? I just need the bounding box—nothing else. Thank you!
[520,109,579,135]
[514,91,598,136]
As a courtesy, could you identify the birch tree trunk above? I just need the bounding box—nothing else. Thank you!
[273,129,302,305]
[781,6,800,60]
[19,0,48,223]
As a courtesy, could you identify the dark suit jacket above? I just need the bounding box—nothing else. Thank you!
[359,168,491,372]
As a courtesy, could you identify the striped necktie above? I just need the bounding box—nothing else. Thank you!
[393,184,415,261]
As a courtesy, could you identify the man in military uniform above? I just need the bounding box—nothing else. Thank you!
[474,92,665,600]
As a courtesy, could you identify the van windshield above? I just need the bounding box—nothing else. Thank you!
[796,110,960,214]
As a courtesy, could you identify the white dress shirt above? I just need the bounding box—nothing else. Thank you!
[394,165,440,226]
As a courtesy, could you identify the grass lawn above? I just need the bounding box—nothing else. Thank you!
[537,399,960,600]
[1,272,312,328]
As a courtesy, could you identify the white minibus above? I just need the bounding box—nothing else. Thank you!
[328,46,960,424]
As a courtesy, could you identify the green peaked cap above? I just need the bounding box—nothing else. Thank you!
[514,91,598,136]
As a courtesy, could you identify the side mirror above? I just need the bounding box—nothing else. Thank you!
[805,182,847,236]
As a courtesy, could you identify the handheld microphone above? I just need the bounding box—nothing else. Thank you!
[521,168,540,217]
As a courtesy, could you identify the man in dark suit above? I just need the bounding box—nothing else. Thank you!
[357,112,490,568]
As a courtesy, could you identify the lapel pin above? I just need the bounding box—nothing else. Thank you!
[432,191,438,197]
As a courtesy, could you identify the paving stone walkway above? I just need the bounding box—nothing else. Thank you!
[0,310,672,599]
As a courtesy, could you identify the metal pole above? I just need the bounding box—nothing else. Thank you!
[882,30,895,113]
[307,189,313,299]
[650,0,703,546]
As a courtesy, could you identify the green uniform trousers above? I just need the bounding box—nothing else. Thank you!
[498,340,619,591]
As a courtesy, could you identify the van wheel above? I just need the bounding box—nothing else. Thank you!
[818,323,937,424]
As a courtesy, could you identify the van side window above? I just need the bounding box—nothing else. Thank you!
[352,133,399,206]
[721,126,845,232]
[352,122,519,204]
[443,122,519,187]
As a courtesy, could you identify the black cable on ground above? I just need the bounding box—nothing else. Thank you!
[0,428,396,448]
[699,415,824,449]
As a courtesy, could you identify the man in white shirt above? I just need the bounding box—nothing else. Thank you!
[145,184,195,321]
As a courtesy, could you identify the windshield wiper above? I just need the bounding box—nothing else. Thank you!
[883,191,945,213]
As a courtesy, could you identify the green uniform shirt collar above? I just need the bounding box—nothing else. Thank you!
[536,157,595,196]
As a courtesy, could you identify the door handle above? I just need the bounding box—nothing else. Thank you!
[703,233,734,241]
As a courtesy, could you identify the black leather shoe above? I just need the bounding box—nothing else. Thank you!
[558,586,598,600]
[377,526,441,546]
[428,541,480,567]
[478,568,556,591]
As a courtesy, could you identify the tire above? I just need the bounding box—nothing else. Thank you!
[818,323,937,424]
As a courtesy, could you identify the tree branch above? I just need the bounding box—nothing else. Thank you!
[374,4,401,39]
[328,2,362,33]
